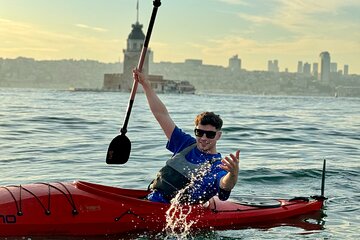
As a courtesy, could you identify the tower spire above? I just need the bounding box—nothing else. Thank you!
[136,0,139,23]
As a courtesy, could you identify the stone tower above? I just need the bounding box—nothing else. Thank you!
[121,20,151,91]
[103,1,150,91]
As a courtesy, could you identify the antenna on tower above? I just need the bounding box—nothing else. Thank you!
[136,0,139,23]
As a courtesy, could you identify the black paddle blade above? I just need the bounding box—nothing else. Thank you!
[106,134,131,164]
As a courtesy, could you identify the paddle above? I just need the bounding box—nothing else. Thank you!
[106,0,162,164]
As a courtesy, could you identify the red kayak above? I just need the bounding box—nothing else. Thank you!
[0,179,326,237]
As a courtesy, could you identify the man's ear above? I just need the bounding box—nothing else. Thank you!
[217,131,222,139]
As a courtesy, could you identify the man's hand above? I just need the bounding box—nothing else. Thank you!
[133,68,147,87]
[220,150,240,191]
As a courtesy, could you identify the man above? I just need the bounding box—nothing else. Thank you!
[133,69,240,204]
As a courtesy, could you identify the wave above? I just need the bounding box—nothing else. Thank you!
[239,167,360,184]
[28,116,100,125]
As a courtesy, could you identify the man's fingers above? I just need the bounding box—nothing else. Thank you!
[221,150,240,172]
[229,153,239,164]
[221,156,235,170]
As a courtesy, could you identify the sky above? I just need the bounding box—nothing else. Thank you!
[1,0,359,74]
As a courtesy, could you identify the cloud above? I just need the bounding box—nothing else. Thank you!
[230,0,360,50]
[236,13,272,24]
[0,47,59,53]
[0,18,80,50]
[217,0,249,5]
[203,30,359,56]
[277,0,360,14]
[236,0,360,33]
[74,23,108,32]
[0,18,120,61]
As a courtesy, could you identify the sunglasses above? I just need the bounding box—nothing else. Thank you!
[194,128,217,139]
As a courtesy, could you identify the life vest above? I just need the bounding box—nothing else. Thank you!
[150,143,220,201]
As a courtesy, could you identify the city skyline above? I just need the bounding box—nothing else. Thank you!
[1,0,359,74]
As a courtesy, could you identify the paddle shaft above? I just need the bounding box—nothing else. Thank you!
[120,0,161,135]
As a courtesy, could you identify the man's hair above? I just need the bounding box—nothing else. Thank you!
[194,112,223,130]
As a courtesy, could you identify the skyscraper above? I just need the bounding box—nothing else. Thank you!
[267,60,279,72]
[273,60,279,72]
[312,63,319,79]
[330,62,338,73]
[268,60,273,72]
[344,64,349,76]
[297,61,303,73]
[303,62,311,75]
[319,51,331,82]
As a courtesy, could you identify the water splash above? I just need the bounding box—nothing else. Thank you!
[164,157,216,239]
[164,201,196,239]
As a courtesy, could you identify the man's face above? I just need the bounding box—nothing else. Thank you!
[194,124,221,153]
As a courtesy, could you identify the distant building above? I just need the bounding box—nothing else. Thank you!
[344,64,349,75]
[148,50,154,64]
[267,60,273,72]
[184,59,203,67]
[312,63,319,79]
[330,62,338,73]
[228,54,241,72]
[297,61,303,73]
[273,60,279,72]
[268,60,279,72]
[320,51,331,82]
[303,62,311,75]
[102,6,195,93]
[103,20,150,91]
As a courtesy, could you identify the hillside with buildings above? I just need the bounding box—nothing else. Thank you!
[0,57,120,89]
[149,55,360,97]
[1,55,359,97]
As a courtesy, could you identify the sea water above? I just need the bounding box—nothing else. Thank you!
[0,88,359,239]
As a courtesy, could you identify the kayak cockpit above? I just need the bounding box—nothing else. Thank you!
[75,180,150,200]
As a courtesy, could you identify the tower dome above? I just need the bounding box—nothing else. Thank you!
[128,22,145,40]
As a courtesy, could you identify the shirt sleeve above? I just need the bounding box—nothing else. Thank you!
[218,188,231,201]
[214,162,231,201]
[166,126,196,155]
